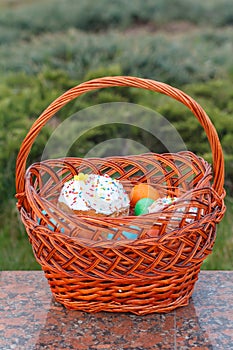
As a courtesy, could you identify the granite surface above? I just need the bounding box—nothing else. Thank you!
[0,271,232,350]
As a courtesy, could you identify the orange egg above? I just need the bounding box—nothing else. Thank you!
[130,183,160,206]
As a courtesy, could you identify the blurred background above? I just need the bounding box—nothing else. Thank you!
[0,0,232,270]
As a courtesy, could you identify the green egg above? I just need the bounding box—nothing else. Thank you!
[134,198,155,216]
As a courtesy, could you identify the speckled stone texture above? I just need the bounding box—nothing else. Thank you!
[0,271,232,350]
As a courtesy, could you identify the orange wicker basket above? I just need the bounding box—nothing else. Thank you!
[15,76,226,315]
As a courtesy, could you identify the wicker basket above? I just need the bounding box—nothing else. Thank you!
[16,76,226,315]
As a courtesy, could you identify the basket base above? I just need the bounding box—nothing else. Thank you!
[43,266,200,315]
[53,295,190,315]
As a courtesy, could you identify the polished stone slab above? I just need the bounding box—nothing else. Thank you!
[0,271,232,349]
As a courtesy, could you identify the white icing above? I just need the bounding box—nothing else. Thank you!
[58,179,90,211]
[58,174,130,215]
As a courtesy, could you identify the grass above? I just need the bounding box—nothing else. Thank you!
[202,197,233,270]
[1,0,233,34]
[0,0,232,271]
[0,201,40,270]
[1,26,233,85]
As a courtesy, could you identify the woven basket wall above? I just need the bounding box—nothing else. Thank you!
[15,76,226,315]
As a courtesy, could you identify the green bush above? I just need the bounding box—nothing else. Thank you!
[1,27,233,86]
[1,0,233,40]
[0,0,232,270]
[1,68,233,207]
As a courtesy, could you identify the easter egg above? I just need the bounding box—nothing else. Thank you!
[130,183,160,206]
[134,197,155,216]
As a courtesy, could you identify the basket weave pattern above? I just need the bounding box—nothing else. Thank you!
[16,77,225,315]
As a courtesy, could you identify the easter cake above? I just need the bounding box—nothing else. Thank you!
[58,173,130,217]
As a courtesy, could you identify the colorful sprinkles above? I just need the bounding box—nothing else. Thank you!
[58,173,130,215]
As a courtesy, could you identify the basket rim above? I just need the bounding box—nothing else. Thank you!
[20,151,226,248]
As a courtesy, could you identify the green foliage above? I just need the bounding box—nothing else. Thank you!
[1,0,233,86]
[0,70,66,205]
[1,70,233,205]
[0,0,232,270]
[0,201,40,270]
[202,197,233,270]
[1,0,233,41]
[1,27,233,86]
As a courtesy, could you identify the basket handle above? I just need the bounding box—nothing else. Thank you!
[16,76,224,198]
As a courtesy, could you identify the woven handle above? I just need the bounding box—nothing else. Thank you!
[16,76,224,197]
